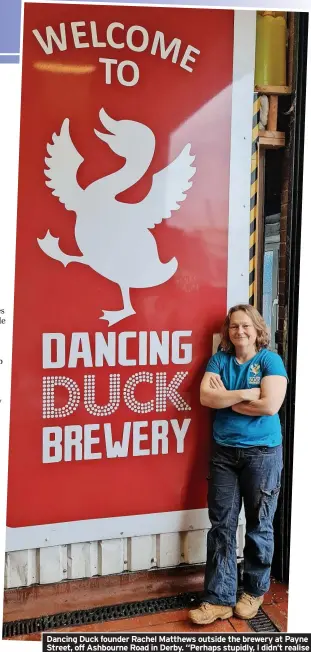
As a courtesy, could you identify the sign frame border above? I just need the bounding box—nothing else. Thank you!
[6,7,256,553]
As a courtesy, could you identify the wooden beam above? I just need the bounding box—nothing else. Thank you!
[267,95,278,132]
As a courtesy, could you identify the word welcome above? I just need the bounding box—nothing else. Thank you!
[33,21,200,86]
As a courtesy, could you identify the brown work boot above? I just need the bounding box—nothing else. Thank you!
[189,602,233,625]
[234,593,264,619]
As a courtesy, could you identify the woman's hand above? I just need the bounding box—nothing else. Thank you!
[240,388,261,401]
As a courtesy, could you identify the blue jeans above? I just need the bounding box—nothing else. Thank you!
[204,441,283,606]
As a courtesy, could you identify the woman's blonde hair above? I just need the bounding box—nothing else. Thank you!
[220,304,270,353]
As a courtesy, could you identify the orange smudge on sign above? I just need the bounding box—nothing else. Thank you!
[34,61,96,74]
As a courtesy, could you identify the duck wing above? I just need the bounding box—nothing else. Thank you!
[44,118,84,212]
[135,143,196,228]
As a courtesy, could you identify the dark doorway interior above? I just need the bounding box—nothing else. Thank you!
[262,13,308,583]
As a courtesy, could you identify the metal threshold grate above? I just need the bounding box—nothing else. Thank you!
[249,608,280,633]
[3,592,200,638]
[2,592,280,638]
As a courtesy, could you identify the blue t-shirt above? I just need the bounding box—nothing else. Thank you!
[206,348,288,448]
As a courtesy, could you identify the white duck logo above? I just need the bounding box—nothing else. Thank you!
[38,108,196,326]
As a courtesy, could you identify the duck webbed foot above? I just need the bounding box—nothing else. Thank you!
[100,286,135,326]
[100,306,135,327]
[37,231,84,267]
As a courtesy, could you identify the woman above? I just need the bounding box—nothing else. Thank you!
[189,304,287,626]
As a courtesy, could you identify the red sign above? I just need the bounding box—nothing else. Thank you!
[7,3,234,529]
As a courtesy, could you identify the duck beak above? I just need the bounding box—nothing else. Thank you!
[99,108,118,134]
[95,108,119,146]
[94,129,116,146]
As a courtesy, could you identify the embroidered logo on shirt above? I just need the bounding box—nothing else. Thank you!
[249,363,261,385]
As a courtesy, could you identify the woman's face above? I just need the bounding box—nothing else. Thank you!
[228,310,258,350]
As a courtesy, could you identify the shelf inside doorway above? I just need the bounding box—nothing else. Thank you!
[255,85,292,95]
[259,130,285,148]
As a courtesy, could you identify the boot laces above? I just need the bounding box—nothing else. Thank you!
[242,593,257,604]
[202,602,211,611]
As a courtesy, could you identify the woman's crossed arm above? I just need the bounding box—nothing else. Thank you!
[200,372,260,409]
[232,375,287,416]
